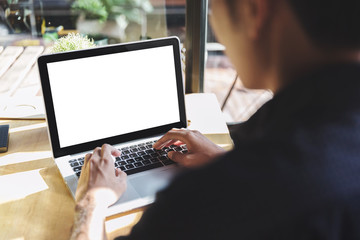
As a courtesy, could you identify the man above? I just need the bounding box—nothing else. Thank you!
[71,0,360,239]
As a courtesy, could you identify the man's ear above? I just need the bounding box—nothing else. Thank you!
[244,0,271,40]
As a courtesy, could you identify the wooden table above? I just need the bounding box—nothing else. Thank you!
[0,45,48,119]
[0,46,233,240]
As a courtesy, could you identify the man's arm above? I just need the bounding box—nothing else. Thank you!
[70,129,226,239]
[71,194,108,240]
[70,144,127,240]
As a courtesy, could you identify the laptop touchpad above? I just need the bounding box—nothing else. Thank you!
[116,182,141,203]
[129,168,176,197]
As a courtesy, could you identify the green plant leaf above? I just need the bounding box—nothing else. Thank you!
[72,0,108,21]
[50,33,96,53]
[72,0,153,23]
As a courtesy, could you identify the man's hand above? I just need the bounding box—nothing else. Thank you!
[153,128,226,168]
[75,144,127,208]
[71,144,127,240]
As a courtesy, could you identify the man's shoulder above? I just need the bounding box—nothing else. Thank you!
[161,147,360,239]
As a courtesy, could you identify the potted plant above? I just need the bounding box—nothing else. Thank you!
[50,33,96,53]
[72,0,153,42]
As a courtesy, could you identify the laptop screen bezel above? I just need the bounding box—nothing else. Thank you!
[38,37,187,158]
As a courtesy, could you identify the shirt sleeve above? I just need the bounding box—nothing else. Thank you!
[113,165,220,240]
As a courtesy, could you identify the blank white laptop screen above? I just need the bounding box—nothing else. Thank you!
[47,45,180,148]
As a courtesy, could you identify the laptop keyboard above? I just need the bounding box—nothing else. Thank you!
[68,140,188,178]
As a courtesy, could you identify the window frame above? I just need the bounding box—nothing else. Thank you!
[185,0,208,93]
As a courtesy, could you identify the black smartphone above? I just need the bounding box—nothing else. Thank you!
[0,124,9,153]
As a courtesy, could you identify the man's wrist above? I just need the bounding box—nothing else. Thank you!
[75,197,101,214]
[76,189,113,211]
[72,193,108,240]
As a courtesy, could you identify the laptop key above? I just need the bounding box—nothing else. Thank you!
[131,148,139,152]
[146,149,155,154]
[119,166,126,171]
[174,147,183,151]
[70,162,79,167]
[162,158,175,165]
[134,162,143,167]
[150,153,159,158]
[150,157,160,163]
[138,151,146,156]
[142,160,151,165]
[124,162,164,175]
[129,153,138,158]
[73,166,82,172]
[121,155,130,160]
[76,171,81,177]
[157,150,167,156]
[125,164,135,169]
[143,155,152,160]
[134,157,143,162]
[119,161,127,166]
[127,159,135,164]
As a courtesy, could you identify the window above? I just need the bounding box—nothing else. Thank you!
[0,0,271,122]
[0,0,186,44]
[0,0,186,117]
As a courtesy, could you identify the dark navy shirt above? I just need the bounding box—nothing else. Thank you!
[117,64,360,239]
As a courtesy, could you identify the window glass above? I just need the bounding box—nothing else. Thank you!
[0,0,186,119]
[0,0,186,45]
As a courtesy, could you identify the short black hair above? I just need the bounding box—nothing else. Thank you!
[225,0,360,50]
[287,0,360,49]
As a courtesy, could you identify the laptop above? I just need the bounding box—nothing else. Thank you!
[37,36,187,216]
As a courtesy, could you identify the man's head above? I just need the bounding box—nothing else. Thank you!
[210,0,360,92]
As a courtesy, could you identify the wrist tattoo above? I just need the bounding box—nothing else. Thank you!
[70,197,99,240]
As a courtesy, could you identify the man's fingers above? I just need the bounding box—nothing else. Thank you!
[173,140,184,146]
[160,139,179,148]
[110,146,121,157]
[84,153,92,166]
[115,168,122,177]
[161,140,184,148]
[154,139,173,149]
[93,147,102,156]
[115,168,120,176]
[101,144,121,163]
[168,151,187,163]
[117,168,127,177]
[87,147,102,167]
[153,129,191,149]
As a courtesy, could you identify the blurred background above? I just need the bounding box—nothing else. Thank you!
[0,0,272,123]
